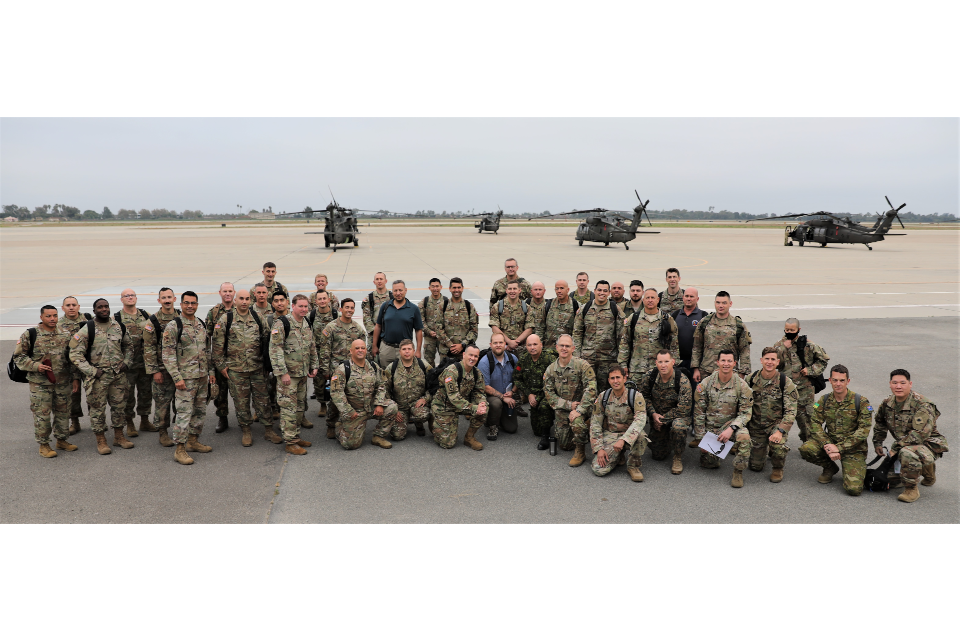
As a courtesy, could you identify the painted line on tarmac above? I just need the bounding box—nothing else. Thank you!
[735,304,960,311]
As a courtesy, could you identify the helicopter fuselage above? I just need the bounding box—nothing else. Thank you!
[786,220,884,247]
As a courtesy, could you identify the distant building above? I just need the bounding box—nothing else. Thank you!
[3,216,18,223]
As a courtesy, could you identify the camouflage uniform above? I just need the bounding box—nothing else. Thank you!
[211,310,273,432]
[379,358,432,439]
[317,317,366,429]
[162,316,210,444]
[659,289,684,314]
[573,301,620,393]
[309,306,337,401]
[640,367,693,460]
[361,290,391,358]
[58,314,89,419]
[523,298,546,342]
[746,371,798,472]
[543,357,597,450]
[691,314,752,377]
[774,336,829,442]
[205,303,235,419]
[536,298,578,352]
[257,280,290,312]
[489,298,528,345]
[436,299,479,359]
[571,290,593,305]
[116,310,153,420]
[514,349,557,437]
[418,294,447,365]
[69,319,133,433]
[621,302,644,319]
[270,316,319,443]
[800,391,873,496]
[329,360,397,449]
[309,289,340,313]
[429,362,486,449]
[489,276,532,304]
[589,388,647,476]
[693,371,754,470]
[143,309,179,428]
[617,310,679,385]
[873,392,948,489]
[14,325,74,444]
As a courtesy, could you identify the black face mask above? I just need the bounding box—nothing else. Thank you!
[785,332,799,341]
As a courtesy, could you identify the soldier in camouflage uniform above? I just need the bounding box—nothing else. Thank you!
[429,344,488,450]
[534,280,578,354]
[115,290,155,438]
[256,261,289,312]
[361,272,392,362]
[691,291,752,382]
[329,339,398,450]
[308,273,340,312]
[379,339,432,439]
[514,334,557,449]
[573,280,621,393]
[263,290,290,422]
[489,257,532,303]
[658,268,684,314]
[489,282,531,353]
[609,281,626,311]
[694,350,754,487]
[523,281,547,344]
[745,347,799,483]
[252,284,272,317]
[621,281,645,318]
[590,366,647,481]
[309,290,338,416]
[269,294,319,454]
[69,298,134,455]
[317,298,366,439]
[58,296,89,435]
[571,272,593,306]
[14,305,79,457]
[618,288,679,386]
[418,278,447,365]
[436,277,478,360]
[143,287,180,447]
[872,369,948,503]
[799,365,872,496]
[212,289,281,447]
[544,334,598,467]
[205,282,235,432]
[162,291,216,465]
[773,318,829,443]
[641,351,693,475]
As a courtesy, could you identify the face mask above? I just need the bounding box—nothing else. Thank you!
[785,332,799,341]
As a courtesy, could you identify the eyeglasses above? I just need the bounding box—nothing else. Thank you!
[182,301,198,306]
[121,294,137,298]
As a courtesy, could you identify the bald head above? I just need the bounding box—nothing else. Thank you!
[554,280,570,301]
[350,338,368,364]
[682,286,699,311]
[120,288,137,312]
[235,289,251,312]
[526,334,542,357]
[531,281,545,301]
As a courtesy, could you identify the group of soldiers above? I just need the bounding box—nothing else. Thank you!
[13,259,948,503]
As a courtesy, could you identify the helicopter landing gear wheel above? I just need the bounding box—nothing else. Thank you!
[821,243,827,247]
[868,245,873,250]
[624,244,630,250]
[579,240,583,246]
[604,242,610,247]
[353,238,358,246]
[798,239,804,247]
[478,228,482,233]
[332,245,337,252]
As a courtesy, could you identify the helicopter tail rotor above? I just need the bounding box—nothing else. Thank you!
[885,196,907,228]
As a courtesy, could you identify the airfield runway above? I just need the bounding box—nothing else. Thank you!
[1,223,957,523]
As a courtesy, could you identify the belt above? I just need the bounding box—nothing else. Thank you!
[383,342,400,348]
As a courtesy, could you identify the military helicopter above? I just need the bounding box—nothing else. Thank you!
[277,190,411,251]
[752,196,907,250]
[470,207,503,233]
[528,191,659,249]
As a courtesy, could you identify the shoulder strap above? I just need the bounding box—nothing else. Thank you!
[331,308,338,321]
[645,370,657,397]
[441,298,448,315]
[498,299,505,314]
[223,311,234,356]
[734,316,745,343]
[671,308,682,320]
[197,319,205,331]
[582,299,593,317]
[279,315,291,339]
[601,388,612,409]
[150,315,162,344]
[749,370,759,387]
[417,357,427,375]
[572,299,579,314]
[658,291,663,302]
[422,295,429,309]
[455,362,464,386]
[589,291,595,303]
[779,372,786,392]
[368,292,374,312]
[628,310,641,352]
[795,336,809,369]
[113,311,122,323]
[628,388,637,409]
[544,298,552,316]
[307,309,315,328]
[465,299,473,315]
[391,358,400,378]
[140,309,150,320]
[174,317,184,342]
[855,393,861,415]
[521,300,528,314]
[250,308,263,333]
[344,360,351,384]
[85,320,95,361]
[27,327,38,357]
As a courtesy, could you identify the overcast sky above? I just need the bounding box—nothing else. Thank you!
[2,118,956,215]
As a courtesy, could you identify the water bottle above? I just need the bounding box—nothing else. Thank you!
[549,434,557,456]
[505,383,514,417]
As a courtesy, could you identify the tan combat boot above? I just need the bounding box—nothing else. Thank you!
[317,402,326,417]
[731,469,744,488]
[285,442,307,455]
[921,462,936,486]
[113,427,134,449]
[69,418,81,435]
[818,461,839,484]
[95,432,112,455]
[294,439,312,447]
[326,426,336,439]
[898,480,920,503]
[158,427,174,447]
[568,444,586,467]
[770,467,784,483]
[263,426,284,444]
[371,435,393,449]
[299,413,313,429]
[56,439,78,452]
[241,426,253,447]
[139,415,158,432]
[463,426,483,451]
[39,443,57,458]
[671,455,683,475]
[627,467,644,482]
[174,444,194,465]
[688,438,701,449]
[185,433,212,453]
[273,408,280,421]
[125,417,138,438]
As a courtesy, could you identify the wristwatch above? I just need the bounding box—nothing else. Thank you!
[776,427,787,436]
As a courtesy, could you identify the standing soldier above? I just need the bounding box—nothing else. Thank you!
[799,365,872,496]
[143,287,179,447]
[544,334,598,467]
[618,288,679,387]
[418,277,447,365]
[436,277,478,361]
[318,298,366,440]
[489,282,531,354]
[745,347,798,483]
[872,369,948,503]
[514,334,557,450]
[256,262,289,311]
[621,280,645,318]
[329,339,398,450]
[212,289,281,447]
[429,344,488,450]
[269,294,319,454]
[524,281,548,342]
[658,268,684,314]
[380,339,432,439]
[309,290,338,417]
[14,305,79,457]
[538,280,578,355]
[264,290,290,423]
[58,296,90,435]
[69,298,134,455]
[489,257,532,304]
[308,273,339,312]
[693,350,754,488]
[589,366,647,482]
[691,291,752,383]
[205,282,235,433]
[641,350,693,475]
[252,284,272,316]
[162,291,216,465]
[571,272,593,305]
[773,317,829,443]
[609,282,626,311]
[115,289,155,438]
[573,280,621,393]
[362,272,392,360]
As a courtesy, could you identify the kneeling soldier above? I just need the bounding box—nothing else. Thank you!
[746,347,798,483]
[269,294,319,454]
[429,344,488,450]
[514,334,557,450]
[590,366,647,481]
[693,350,754,487]
[330,339,398,450]
[380,339,433,439]
[641,350,693,475]
[544,334,598,467]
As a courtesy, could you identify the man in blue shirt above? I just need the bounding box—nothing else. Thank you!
[372,280,424,367]
[477,333,519,441]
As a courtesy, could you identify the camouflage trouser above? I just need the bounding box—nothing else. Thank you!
[326,397,340,430]
[313,376,330,404]
[648,418,689,460]
[485,396,519,437]
[553,405,591,450]
[337,403,399,450]
[85,369,128,433]
[592,430,646,476]
[747,426,790,471]
[277,376,308,443]
[29,381,72,443]
[124,365,153,418]
[699,428,752,471]
[366,332,378,364]
[227,368,273,429]
[152,371,176,428]
[585,358,617,394]
[423,335,439,366]
[799,441,866,495]
[627,366,655,390]
[268,375,279,416]
[529,398,554,437]
[897,444,937,479]
[430,410,485,449]
[377,403,430,440]
[212,367,230,418]
[171,377,207,444]
[69,384,85,418]
[795,385,815,442]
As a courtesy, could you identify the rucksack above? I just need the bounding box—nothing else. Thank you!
[441,298,474,318]
[543,297,580,318]
[696,313,746,357]
[148,309,181,346]
[390,357,428,387]
[626,310,673,356]
[222,309,265,359]
[493,277,528,302]
[794,335,827,393]
[476,348,517,373]
[600,387,638,412]
[425,357,477,397]
[368,291,393,317]
[658,289,684,305]
[865,449,899,492]
[645,367,684,398]
[341,358,381,385]
[6,327,38,383]
[307,307,337,328]
[579,298,621,338]
[422,295,449,316]
[496,298,528,315]
[85,318,127,363]
[748,370,787,415]
[171,317,206,345]
[114,309,151,325]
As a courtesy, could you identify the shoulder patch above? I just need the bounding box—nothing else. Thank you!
[322,328,329,336]
[867,405,874,411]
[696,384,703,393]
[144,324,153,332]
[271,329,279,334]
[73,333,81,340]
[214,323,221,329]
[444,376,453,383]
[331,375,338,381]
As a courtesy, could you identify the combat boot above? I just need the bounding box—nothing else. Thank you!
[326,426,336,439]
[294,439,312,447]
[69,418,81,435]
[688,438,701,449]
[415,422,425,436]
[371,435,392,449]
[125,417,138,437]
[113,427,134,449]
[921,462,936,486]
[770,467,784,483]
[263,426,284,444]
[427,415,434,433]
[731,469,744,488]
[139,415,158,432]
[251,412,258,423]
[56,439,78,452]
[671,455,683,475]
[158,427,174,447]
[39,443,57,458]
[317,402,326,417]
[627,467,644,482]
[898,480,920,503]
[818,461,839,484]
[240,426,253,447]
[174,444,194,465]
[463,426,483,451]
[273,409,280,421]
[537,435,550,451]
[216,416,229,433]
[299,413,313,429]
[285,442,307,455]
[185,433,212,453]
[568,444,586,467]
[95,432,112,455]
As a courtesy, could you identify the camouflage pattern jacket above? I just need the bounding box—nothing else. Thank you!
[14,325,73,385]
[691,313,752,376]
[143,309,179,375]
[205,303,234,351]
[617,310,679,375]
[211,310,268,373]
[589,389,647,453]
[383,358,433,409]
[543,356,598,413]
[69,318,134,378]
[573,301,620,362]
[489,298,528,340]
[809,390,872,454]
[270,316,319,378]
[694,371,753,436]
[256,280,290,312]
[116,309,151,370]
[872,392,948,454]
[161,316,209,382]
[330,359,389,415]
[571,290,593,305]
[317,318,366,377]
[746,370,798,433]
[418,294,448,339]
[773,336,829,394]
[514,349,557,403]
[534,298,577,349]
[523,298,546,341]
[309,290,340,312]
[489,276,532,304]
[58,314,90,379]
[431,362,486,415]
[436,300,479,351]
[640,368,693,426]
[659,289,684,314]
[362,290,391,335]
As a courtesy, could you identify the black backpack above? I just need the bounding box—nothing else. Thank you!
[262,314,291,375]
[307,307,337,328]
[7,328,38,383]
[645,367,684,397]
[341,358,381,385]
[748,370,788,415]
[626,310,673,356]
[425,357,476,397]
[496,298,529,315]
[441,298,474,318]
[865,449,899,492]
[148,309,181,346]
[476,348,517,372]
[390,357,427,388]
[222,309,265,362]
[579,298,621,339]
[794,335,827,393]
[600,386,637,412]
[696,313,745,357]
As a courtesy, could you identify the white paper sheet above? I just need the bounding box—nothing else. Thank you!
[699,431,733,459]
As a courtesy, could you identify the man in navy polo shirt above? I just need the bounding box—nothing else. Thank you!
[477,333,519,441]
[672,286,706,372]
[372,280,424,366]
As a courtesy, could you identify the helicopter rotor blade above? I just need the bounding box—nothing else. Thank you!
[895,213,905,229]
[885,195,894,210]
[329,186,338,208]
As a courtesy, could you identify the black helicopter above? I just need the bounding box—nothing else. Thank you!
[528,191,658,249]
[469,207,503,233]
[277,190,409,251]
[753,196,907,250]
